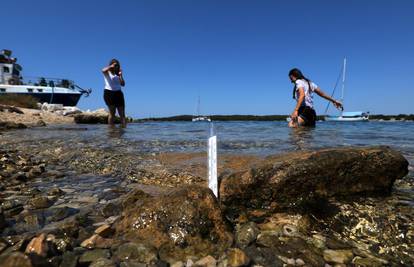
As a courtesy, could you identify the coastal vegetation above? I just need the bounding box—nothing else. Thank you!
[137,114,414,122]
[0,94,39,109]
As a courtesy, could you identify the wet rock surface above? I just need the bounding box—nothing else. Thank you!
[0,127,413,266]
[220,146,408,209]
[115,186,233,262]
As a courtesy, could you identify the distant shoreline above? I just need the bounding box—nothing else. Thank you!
[136,114,414,122]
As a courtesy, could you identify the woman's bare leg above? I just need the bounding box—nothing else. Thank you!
[117,106,127,128]
[108,105,116,125]
[296,116,306,126]
[288,117,305,128]
[288,120,297,128]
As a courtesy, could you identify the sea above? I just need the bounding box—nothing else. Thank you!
[1,120,413,180]
[1,120,413,263]
[2,120,414,163]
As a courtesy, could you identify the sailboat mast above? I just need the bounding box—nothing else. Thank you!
[197,95,201,116]
[341,57,346,105]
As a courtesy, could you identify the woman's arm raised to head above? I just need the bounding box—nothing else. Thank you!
[118,69,125,86]
[102,63,116,73]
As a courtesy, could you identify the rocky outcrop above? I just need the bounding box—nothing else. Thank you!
[73,109,109,124]
[0,104,24,114]
[0,121,27,131]
[115,185,233,263]
[219,146,409,209]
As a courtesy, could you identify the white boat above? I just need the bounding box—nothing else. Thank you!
[325,111,369,121]
[192,116,211,122]
[325,58,369,122]
[192,95,211,122]
[0,49,91,106]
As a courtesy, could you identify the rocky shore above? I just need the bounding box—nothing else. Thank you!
[0,103,123,131]
[0,104,75,129]
[0,125,413,267]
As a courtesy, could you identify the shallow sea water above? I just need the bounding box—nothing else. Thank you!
[2,120,413,188]
[2,120,414,163]
[1,121,414,264]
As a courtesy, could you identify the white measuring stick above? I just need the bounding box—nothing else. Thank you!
[208,123,218,198]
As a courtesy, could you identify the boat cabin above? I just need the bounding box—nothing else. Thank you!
[0,49,90,106]
[0,49,23,85]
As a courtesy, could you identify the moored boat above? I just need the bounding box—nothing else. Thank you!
[0,49,91,106]
[192,95,211,122]
[325,111,369,121]
[325,58,369,122]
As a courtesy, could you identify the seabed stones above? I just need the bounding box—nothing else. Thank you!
[0,139,412,266]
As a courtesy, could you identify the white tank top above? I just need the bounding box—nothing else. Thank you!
[103,72,122,91]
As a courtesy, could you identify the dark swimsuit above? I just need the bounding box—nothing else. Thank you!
[294,80,317,127]
[298,105,316,127]
[104,90,125,107]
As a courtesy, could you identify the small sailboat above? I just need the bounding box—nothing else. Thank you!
[325,58,369,122]
[192,95,211,122]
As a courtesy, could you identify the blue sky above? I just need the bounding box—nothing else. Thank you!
[3,0,414,118]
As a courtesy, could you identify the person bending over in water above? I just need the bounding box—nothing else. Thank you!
[102,59,127,127]
[288,68,343,127]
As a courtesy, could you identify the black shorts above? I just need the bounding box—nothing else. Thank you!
[298,106,316,126]
[104,90,125,107]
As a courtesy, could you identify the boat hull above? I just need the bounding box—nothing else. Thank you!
[325,116,369,122]
[192,117,211,122]
[0,85,83,106]
[31,92,81,106]
[1,92,81,106]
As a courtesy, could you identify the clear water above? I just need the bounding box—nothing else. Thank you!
[1,120,413,174]
[1,121,413,158]
[1,121,413,249]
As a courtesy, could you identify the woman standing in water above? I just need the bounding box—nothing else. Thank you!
[288,68,343,127]
[102,59,126,127]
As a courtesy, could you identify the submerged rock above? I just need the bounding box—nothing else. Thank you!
[219,146,409,210]
[0,252,33,267]
[115,185,233,262]
[25,233,48,257]
[114,242,158,264]
[235,222,259,248]
[0,208,6,229]
[323,249,354,264]
[90,258,116,267]
[78,249,111,265]
[27,196,54,209]
[80,234,113,249]
[226,248,250,267]
[194,255,217,266]
[60,251,79,267]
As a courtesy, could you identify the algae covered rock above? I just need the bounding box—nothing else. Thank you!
[219,146,408,209]
[115,185,233,262]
